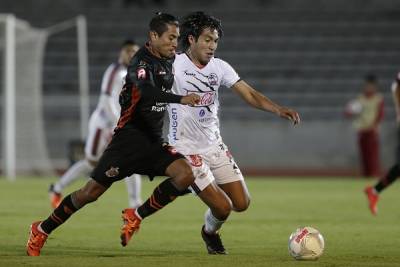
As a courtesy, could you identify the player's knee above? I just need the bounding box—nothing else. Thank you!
[233,198,250,212]
[213,201,231,220]
[79,187,99,203]
[78,180,105,204]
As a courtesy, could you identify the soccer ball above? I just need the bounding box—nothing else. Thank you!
[288,226,325,260]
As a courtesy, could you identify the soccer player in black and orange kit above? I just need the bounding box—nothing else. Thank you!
[26,13,200,256]
[364,72,400,215]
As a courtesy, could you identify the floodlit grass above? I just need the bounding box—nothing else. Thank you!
[0,176,399,267]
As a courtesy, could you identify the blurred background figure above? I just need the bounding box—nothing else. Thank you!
[345,74,384,178]
[364,72,400,215]
[48,40,142,209]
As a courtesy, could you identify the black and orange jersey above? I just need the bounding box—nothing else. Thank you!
[115,44,182,143]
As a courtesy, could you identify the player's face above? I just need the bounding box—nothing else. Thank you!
[190,28,219,65]
[120,44,140,66]
[151,24,179,58]
[364,82,377,97]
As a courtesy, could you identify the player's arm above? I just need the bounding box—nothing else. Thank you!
[99,66,120,126]
[131,64,199,105]
[104,93,120,125]
[392,72,400,123]
[231,80,300,124]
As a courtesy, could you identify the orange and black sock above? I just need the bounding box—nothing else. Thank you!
[40,194,79,234]
[137,178,185,219]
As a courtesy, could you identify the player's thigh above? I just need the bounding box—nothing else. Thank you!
[90,130,150,188]
[211,144,250,211]
[185,154,214,194]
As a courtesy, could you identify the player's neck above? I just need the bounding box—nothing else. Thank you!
[186,50,206,69]
[146,42,162,59]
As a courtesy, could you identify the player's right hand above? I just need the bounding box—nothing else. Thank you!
[181,93,200,106]
[278,106,301,125]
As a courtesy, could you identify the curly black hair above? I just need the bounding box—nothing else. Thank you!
[179,11,223,51]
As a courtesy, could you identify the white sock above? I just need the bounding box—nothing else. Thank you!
[204,208,225,234]
[53,160,92,193]
[37,223,48,235]
[125,174,142,208]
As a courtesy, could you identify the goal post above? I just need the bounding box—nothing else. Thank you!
[0,14,90,181]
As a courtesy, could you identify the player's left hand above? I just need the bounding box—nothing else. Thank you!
[277,107,301,125]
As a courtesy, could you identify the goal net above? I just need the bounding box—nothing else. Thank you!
[0,15,89,179]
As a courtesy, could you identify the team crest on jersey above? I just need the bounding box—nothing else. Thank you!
[105,166,119,178]
[137,68,146,79]
[208,73,218,86]
[188,154,203,167]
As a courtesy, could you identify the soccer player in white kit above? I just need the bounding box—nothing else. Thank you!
[168,12,301,254]
[49,40,143,209]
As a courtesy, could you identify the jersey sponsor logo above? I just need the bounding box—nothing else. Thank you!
[200,92,215,106]
[188,154,203,167]
[137,68,146,79]
[171,107,179,140]
[151,102,167,112]
[105,166,119,178]
[184,70,196,77]
[199,109,206,117]
[185,90,216,107]
[208,73,218,86]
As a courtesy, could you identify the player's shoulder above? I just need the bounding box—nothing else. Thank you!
[130,46,153,68]
[174,53,186,64]
[210,57,234,72]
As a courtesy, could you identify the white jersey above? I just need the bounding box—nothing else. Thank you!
[90,63,126,129]
[167,53,240,155]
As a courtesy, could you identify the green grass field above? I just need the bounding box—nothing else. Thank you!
[0,177,399,267]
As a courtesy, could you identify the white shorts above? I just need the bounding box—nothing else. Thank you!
[186,143,244,194]
[84,114,113,162]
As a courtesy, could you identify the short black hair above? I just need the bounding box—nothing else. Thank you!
[179,11,223,51]
[365,74,378,84]
[121,39,137,48]
[149,12,179,36]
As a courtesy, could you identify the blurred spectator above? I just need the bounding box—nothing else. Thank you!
[345,74,384,177]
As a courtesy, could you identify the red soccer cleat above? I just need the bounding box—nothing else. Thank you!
[120,208,142,247]
[26,221,48,256]
[49,184,62,209]
[364,186,379,215]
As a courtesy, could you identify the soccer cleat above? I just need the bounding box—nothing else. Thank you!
[201,225,227,255]
[49,184,62,209]
[120,208,142,247]
[26,221,48,256]
[364,186,379,215]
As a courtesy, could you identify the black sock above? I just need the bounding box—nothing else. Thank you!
[40,194,79,234]
[374,164,400,193]
[137,178,184,219]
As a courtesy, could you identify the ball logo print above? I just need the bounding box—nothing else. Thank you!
[288,226,325,260]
